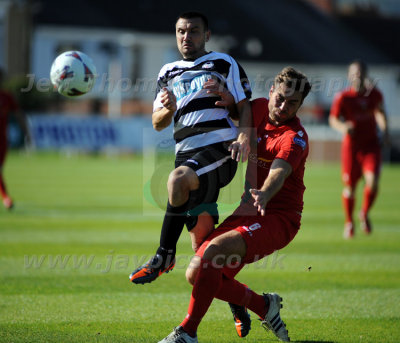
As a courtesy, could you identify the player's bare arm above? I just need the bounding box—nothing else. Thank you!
[152,88,177,131]
[374,102,390,145]
[329,115,354,136]
[250,158,292,216]
[229,99,252,163]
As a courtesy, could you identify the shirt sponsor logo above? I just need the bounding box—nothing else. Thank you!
[293,136,307,150]
[173,73,212,100]
[258,157,273,163]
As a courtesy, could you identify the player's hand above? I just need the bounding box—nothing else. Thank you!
[203,79,234,107]
[344,121,355,136]
[250,188,267,216]
[229,132,250,162]
[160,88,177,113]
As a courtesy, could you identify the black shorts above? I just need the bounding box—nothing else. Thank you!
[175,141,238,213]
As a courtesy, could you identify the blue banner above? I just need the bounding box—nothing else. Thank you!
[28,114,164,152]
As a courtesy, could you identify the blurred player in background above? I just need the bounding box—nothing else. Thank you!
[329,60,389,239]
[157,67,311,343]
[0,68,30,210]
[129,11,253,337]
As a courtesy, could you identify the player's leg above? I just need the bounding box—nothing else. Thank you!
[129,166,199,284]
[186,206,251,339]
[175,231,287,342]
[0,148,13,210]
[171,229,247,341]
[359,150,381,234]
[176,212,297,341]
[185,233,252,338]
[130,143,237,284]
[341,146,360,238]
[187,210,215,252]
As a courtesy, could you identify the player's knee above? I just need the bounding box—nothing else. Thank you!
[168,168,186,190]
[364,172,378,190]
[203,242,224,265]
[186,256,201,285]
[343,186,354,198]
[189,213,215,252]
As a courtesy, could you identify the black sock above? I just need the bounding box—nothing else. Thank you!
[158,200,189,258]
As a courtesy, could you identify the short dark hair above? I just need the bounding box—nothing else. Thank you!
[177,11,209,31]
[274,67,311,102]
[349,59,368,74]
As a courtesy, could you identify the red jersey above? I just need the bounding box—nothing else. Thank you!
[0,90,18,145]
[330,87,383,149]
[241,98,309,214]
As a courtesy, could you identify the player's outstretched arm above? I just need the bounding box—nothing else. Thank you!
[250,158,292,216]
[229,99,252,163]
[152,88,177,131]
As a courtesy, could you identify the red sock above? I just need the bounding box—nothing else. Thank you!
[0,174,8,199]
[342,192,355,223]
[362,186,377,215]
[180,258,223,337]
[215,277,268,319]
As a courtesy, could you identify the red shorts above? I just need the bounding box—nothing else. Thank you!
[342,143,381,187]
[195,206,301,279]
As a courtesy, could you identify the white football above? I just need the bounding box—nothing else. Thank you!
[50,51,96,97]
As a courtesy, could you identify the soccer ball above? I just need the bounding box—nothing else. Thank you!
[50,51,96,97]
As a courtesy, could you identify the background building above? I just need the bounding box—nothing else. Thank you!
[1,0,399,160]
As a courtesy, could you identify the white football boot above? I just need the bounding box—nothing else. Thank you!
[158,326,198,343]
[261,293,290,342]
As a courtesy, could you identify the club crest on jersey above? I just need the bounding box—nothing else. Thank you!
[297,130,304,137]
[202,62,214,69]
[293,136,307,150]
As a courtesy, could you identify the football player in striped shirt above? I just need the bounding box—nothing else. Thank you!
[129,11,253,338]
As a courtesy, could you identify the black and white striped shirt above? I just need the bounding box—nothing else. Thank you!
[153,51,252,155]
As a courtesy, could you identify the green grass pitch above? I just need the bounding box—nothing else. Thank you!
[0,151,399,343]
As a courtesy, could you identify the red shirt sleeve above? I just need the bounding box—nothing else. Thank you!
[276,131,308,172]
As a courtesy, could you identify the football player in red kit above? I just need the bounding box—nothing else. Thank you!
[157,67,311,343]
[329,60,389,239]
[0,68,30,210]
